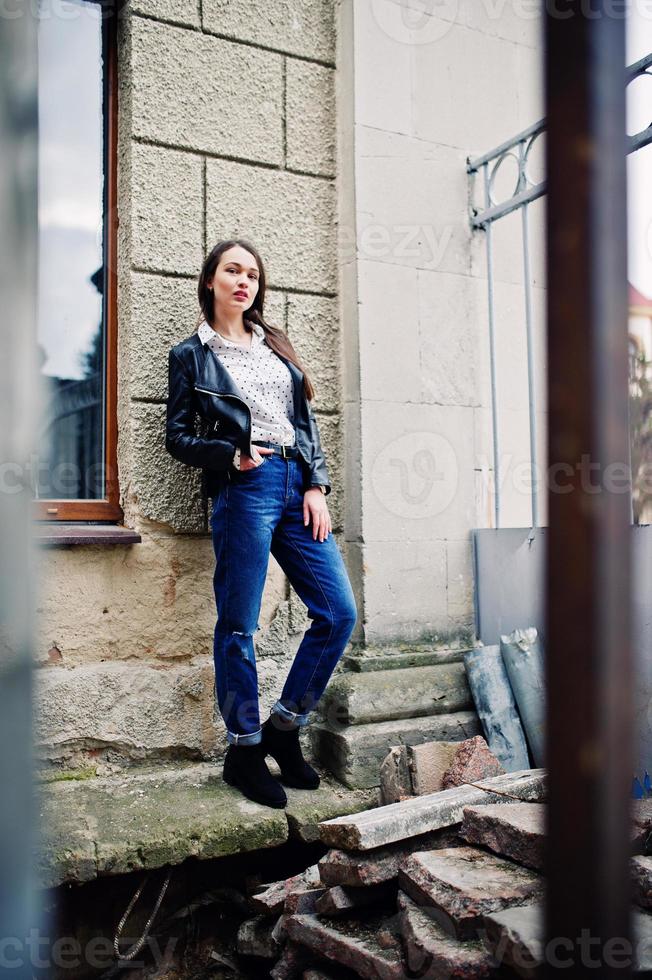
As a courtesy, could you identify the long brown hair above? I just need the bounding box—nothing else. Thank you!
[195,239,315,402]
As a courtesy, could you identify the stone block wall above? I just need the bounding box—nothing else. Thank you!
[34,0,346,770]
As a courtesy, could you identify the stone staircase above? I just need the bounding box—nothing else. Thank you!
[310,645,481,789]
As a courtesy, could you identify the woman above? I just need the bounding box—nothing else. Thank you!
[165,239,358,809]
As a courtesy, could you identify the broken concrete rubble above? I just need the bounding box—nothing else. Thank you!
[379,735,505,804]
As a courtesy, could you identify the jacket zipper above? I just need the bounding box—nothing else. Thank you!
[194,386,253,457]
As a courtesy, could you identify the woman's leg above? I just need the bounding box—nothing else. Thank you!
[210,456,285,744]
[269,459,358,728]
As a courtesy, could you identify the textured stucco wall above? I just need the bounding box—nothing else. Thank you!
[35,0,347,767]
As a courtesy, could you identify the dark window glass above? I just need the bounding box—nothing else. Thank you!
[36,0,106,501]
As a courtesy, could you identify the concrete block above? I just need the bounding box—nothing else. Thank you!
[286,293,340,413]
[409,741,460,796]
[632,855,652,910]
[131,0,200,27]
[34,661,218,766]
[442,735,505,789]
[284,912,404,980]
[131,18,283,163]
[202,0,335,62]
[314,881,396,916]
[380,745,411,805]
[237,916,280,959]
[319,663,473,727]
[286,59,336,176]
[129,402,206,532]
[459,803,545,871]
[318,769,547,851]
[311,711,481,789]
[128,271,198,400]
[481,902,543,979]
[131,143,203,275]
[398,846,544,940]
[397,890,498,978]
[318,828,461,888]
[205,159,336,293]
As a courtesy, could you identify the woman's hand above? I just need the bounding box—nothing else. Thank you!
[239,446,274,471]
[303,487,332,542]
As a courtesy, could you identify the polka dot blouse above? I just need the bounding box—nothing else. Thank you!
[197,318,296,447]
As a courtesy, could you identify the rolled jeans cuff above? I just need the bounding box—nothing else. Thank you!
[226,727,262,746]
[271,700,311,727]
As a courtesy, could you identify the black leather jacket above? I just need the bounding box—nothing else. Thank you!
[165,332,331,499]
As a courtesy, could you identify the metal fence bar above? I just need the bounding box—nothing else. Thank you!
[0,9,39,979]
[544,6,633,977]
[520,188,538,528]
[483,161,501,529]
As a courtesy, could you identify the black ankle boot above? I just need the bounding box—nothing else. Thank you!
[223,741,287,808]
[261,716,320,790]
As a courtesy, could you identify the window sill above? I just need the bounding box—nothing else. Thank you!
[34,524,142,547]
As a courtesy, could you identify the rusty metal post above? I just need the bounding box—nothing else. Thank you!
[544,4,633,978]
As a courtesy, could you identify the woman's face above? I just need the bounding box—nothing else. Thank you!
[208,246,260,315]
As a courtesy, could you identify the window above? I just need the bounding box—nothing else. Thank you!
[34,0,120,521]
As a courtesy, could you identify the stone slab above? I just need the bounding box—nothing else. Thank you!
[285,912,405,980]
[318,769,547,851]
[319,663,473,726]
[483,903,652,976]
[481,902,543,979]
[37,764,381,889]
[314,881,396,916]
[398,890,498,978]
[251,864,321,916]
[398,846,544,940]
[283,781,379,842]
[459,802,546,870]
[311,711,482,789]
[318,828,461,888]
[236,915,279,958]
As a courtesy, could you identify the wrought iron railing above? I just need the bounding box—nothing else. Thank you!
[467,52,652,529]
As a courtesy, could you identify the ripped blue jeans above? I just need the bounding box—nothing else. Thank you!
[210,451,358,745]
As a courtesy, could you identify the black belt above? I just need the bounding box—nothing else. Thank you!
[251,440,300,459]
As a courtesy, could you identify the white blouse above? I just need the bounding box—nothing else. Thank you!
[197,318,296,447]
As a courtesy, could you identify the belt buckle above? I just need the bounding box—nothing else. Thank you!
[280,445,289,458]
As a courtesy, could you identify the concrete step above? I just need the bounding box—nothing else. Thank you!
[459,802,546,870]
[318,662,473,726]
[36,762,377,889]
[341,645,469,673]
[397,845,544,940]
[310,711,481,789]
[397,889,498,977]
